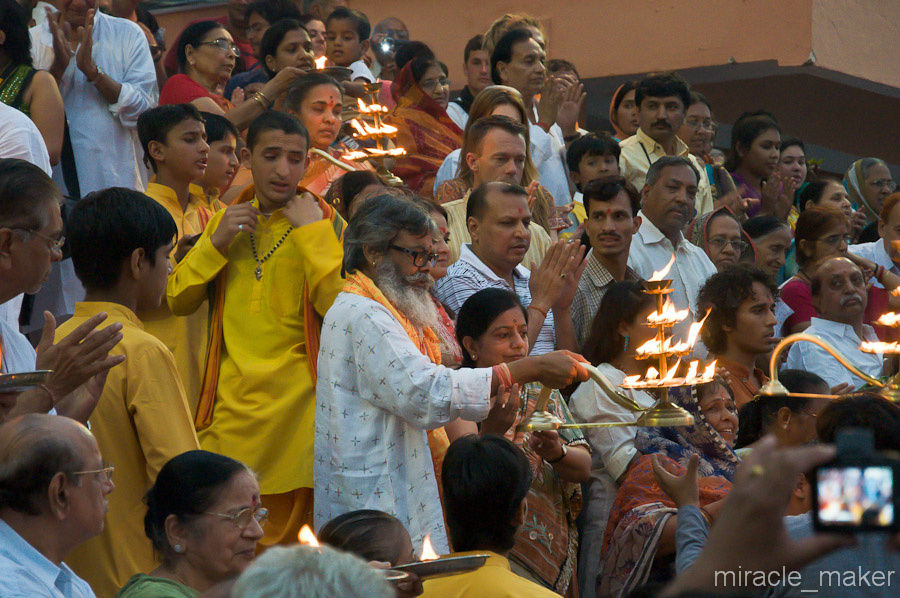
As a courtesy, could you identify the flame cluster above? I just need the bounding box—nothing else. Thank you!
[648,255,675,281]
[877,312,900,327]
[635,313,709,359]
[621,359,718,389]
[314,56,327,69]
[861,340,900,354]
[646,297,690,327]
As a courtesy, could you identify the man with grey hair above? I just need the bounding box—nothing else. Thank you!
[0,413,114,597]
[314,193,589,553]
[785,256,884,389]
[370,17,409,81]
[0,159,124,423]
[231,544,393,598]
[628,155,716,330]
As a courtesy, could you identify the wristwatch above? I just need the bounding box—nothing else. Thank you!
[547,443,567,464]
[88,65,103,83]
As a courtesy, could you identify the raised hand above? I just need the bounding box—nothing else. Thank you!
[652,453,700,508]
[74,9,99,81]
[529,240,584,312]
[47,8,73,82]
[210,203,261,254]
[760,171,796,221]
[535,74,563,128]
[556,80,586,137]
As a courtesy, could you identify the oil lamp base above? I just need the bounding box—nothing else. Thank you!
[635,401,694,427]
[518,411,565,432]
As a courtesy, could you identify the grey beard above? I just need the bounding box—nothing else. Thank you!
[373,260,439,331]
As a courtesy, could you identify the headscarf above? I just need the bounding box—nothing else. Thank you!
[608,82,632,141]
[844,158,881,221]
[386,62,463,198]
[685,206,755,268]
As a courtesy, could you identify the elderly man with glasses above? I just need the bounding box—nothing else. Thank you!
[314,193,589,554]
[0,414,115,598]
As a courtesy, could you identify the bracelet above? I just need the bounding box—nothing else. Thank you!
[492,363,513,389]
[255,90,273,107]
[88,66,103,83]
[536,120,552,132]
[699,506,713,525]
[527,304,548,319]
[252,94,269,110]
[36,383,58,407]
[547,443,567,464]
[875,265,885,282]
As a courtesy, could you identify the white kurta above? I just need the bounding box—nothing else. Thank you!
[784,317,883,389]
[0,101,51,175]
[30,11,157,196]
[314,292,492,553]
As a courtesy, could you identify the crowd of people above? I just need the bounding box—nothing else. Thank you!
[2,0,900,597]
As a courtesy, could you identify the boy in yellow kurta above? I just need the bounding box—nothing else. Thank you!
[57,188,200,598]
[137,105,228,411]
[167,111,345,548]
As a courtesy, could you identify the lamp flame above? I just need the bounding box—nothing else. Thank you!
[861,340,900,354]
[649,255,675,281]
[646,297,690,326]
[420,535,439,561]
[298,525,319,547]
[314,56,327,69]
[877,312,900,327]
[348,118,399,139]
[356,98,388,114]
[619,358,717,389]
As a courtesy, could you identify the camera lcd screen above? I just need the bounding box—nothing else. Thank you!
[816,466,894,527]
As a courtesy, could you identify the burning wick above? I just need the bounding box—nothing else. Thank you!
[314,56,327,69]
[649,254,675,281]
[298,524,320,547]
[420,535,439,561]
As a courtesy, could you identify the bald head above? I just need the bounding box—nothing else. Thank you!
[811,256,867,324]
[374,17,408,35]
[0,414,94,515]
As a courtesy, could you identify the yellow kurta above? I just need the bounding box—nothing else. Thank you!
[140,182,223,412]
[166,199,344,495]
[421,551,560,598]
[58,302,200,598]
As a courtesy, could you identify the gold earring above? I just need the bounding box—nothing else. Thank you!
[472,353,477,360]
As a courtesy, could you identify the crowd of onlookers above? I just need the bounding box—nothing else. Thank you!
[2,0,900,597]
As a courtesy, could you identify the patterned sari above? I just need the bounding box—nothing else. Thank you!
[387,63,463,198]
[598,386,739,597]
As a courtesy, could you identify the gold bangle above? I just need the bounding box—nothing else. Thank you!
[527,304,548,319]
[252,94,269,110]
[255,90,272,107]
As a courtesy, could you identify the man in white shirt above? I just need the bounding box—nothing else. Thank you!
[445,34,491,131]
[619,73,714,217]
[0,413,114,598]
[314,193,589,553]
[0,102,51,176]
[435,182,583,354]
[628,156,716,327]
[31,2,157,196]
[490,27,573,206]
[849,193,900,290]
[785,257,884,389]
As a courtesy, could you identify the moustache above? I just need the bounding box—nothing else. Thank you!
[652,120,671,129]
[840,294,862,307]
[404,272,434,286]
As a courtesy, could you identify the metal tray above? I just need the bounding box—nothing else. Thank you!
[391,554,489,579]
[0,371,52,393]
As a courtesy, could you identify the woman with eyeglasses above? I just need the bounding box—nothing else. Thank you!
[159,20,307,130]
[844,157,897,243]
[686,206,754,272]
[117,450,266,597]
[778,206,900,336]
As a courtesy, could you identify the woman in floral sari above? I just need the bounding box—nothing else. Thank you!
[598,379,740,597]
[387,56,463,198]
[456,288,591,597]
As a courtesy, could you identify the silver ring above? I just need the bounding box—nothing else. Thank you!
[238,224,243,232]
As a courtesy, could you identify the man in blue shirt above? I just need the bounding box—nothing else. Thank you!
[0,413,114,597]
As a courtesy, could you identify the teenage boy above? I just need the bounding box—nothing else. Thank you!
[325,7,374,83]
[57,188,200,598]
[197,112,241,204]
[566,132,622,223]
[697,265,780,408]
[571,178,641,347]
[168,111,345,548]
[137,104,224,409]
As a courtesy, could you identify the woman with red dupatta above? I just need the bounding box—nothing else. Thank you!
[387,56,463,198]
[598,380,740,597]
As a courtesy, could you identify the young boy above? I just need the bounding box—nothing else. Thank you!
[137,104,225,408]
[168,111,344,548]
[197,111,241,203]
[566,132,622,223]
[57,188,200,598]
[325,7,374,83]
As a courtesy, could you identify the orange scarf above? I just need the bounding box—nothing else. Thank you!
[194,184,344,429]
[342,271,450,485]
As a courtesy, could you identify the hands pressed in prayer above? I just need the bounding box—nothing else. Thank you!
[284,192,325,228]
[47,7,99,83]
[480,383,520,436]
[661,436,856,596]
[652,453,700,508]
[760,171,796,221]
[535,74,565,128]
[74,9,99,82]
[210,203,261,254]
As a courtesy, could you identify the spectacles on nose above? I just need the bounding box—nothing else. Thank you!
[11,227,65,251]
[389,245,438,267]
[205,506,269,529]
[684,117,715,131]
[870,178,897,191]
[817,234,852,248]
[708,237,748,252]
[199,38,241,57]
[73,463,115,483]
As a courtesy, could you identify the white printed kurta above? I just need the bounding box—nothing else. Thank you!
[314,292,493,553]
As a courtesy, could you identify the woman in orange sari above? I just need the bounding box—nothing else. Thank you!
[599,379,739,597]
[388,56,463,198]
[285,71,374,197]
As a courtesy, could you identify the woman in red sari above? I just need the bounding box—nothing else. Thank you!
[599,379,740,597]
[387,56,463,198]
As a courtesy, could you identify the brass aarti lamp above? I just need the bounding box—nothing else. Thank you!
[339,82,406,187]
[521,256,717,431]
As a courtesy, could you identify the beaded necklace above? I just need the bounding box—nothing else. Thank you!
[249,225,294,280]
